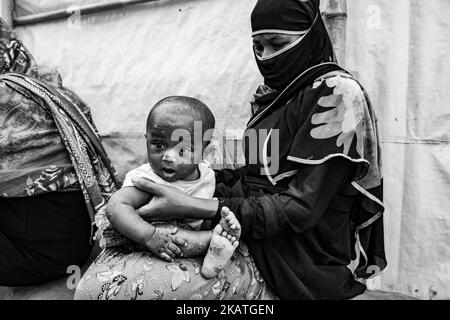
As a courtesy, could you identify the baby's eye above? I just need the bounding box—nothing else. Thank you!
[179,147,189,155]
[179,145,193,156]
[151,142,165,151]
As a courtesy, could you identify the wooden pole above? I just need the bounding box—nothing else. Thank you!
[13,0,158,26]
[322,0,347,66]
[0,0,14,26]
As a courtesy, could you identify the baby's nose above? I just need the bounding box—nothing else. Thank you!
[162,148,178,162]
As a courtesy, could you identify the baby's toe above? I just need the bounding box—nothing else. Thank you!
[221,207,231,218]
[229,215,238,224]
[213,223,223,234]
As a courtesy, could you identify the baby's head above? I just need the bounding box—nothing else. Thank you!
[145,96,215,182]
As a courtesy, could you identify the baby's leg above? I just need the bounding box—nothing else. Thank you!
[175,228,212,258]
[201,207,241,279]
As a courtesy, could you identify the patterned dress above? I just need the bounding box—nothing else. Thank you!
[75,243,276,301]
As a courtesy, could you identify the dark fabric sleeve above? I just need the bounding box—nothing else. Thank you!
[214,166,248,186]
[217,157,354,240]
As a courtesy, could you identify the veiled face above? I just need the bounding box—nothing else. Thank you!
[252,33,302,59]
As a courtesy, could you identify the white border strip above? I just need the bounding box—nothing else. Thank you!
[272,170,299,184]
[351,181,385,210]
[253,14,318,61]
[262,129,276,186]
[287,154,370,166]
[252,29,307,36]
[256,34,306,61]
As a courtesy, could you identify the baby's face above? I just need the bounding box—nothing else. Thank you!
[146,113,205,182]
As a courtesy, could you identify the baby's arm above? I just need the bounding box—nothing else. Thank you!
[106,187,186,261]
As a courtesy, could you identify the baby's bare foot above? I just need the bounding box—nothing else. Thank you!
[201,207,241,279]
[219,207,241,239]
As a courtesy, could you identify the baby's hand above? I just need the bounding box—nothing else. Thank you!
[145,226,187,262]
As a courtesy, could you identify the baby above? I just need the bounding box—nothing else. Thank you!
[106,96,240,278]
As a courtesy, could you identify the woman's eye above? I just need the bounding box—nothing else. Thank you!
[272,43,287,51]
[254,44,263,54]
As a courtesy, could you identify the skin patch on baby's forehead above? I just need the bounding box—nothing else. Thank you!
[148,99,211,131]
[149,105,198,132]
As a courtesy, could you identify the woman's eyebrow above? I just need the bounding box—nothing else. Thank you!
[263,34,283,41]
[273,38,290,43]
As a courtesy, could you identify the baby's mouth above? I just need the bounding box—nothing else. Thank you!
[161,167,177,175]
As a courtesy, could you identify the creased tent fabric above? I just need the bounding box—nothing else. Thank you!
[12,0,450,299]
[14,0,258,177]
[14,0,112,17]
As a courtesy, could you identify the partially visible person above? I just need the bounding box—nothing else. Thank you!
[105,96,241,278]
[0,18,119,286]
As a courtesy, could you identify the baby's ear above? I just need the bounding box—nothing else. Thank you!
[203,128,215,143]
[202,139,217,159]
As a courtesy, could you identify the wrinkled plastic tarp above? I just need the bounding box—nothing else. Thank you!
[13,0,450,299]
[15,0,115,16]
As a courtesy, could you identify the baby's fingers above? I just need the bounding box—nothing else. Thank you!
[172,235,188,248]
[168,243,183,257]
[159,252,173,262]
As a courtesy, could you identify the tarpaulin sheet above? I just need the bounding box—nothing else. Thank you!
[12,0,450,299]
[15,0,114,16]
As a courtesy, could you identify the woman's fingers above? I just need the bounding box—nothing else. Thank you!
[136,204,156,218]
[132,177,163,196]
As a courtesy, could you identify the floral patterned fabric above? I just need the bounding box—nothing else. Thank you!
[0,18,120,236]
[75,242,276,300]
[0,78,80,197]
[0,73,120,228]
[0,18,101,198]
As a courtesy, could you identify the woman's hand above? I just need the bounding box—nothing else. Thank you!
[132,176,219,221]
[132,177,189,221]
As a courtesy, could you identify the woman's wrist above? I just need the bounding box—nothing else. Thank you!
[186,198,219,220]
